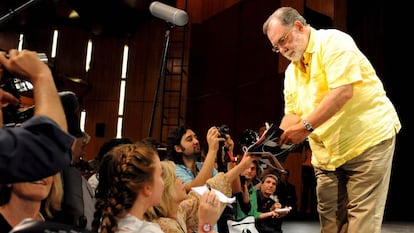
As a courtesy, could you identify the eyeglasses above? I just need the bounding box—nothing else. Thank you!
[271,27,293,53]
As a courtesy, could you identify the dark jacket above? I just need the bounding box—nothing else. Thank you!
[0,116,73,184]
[255,190,283,233]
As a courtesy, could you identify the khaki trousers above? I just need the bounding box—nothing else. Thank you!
[314,136,396,233]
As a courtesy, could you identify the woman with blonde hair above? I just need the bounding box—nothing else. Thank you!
[146,152,259,233]
[0,173,63,232]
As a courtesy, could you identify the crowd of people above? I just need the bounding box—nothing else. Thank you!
[0,50,295,232]
[0,4,400,233]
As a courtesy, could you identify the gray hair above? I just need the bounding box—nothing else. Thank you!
[263,7,307,35]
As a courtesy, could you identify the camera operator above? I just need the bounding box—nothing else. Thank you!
[0,49,74,184]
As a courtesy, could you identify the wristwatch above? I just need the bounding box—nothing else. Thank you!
[201,223,213,232]
[303,120,314,132]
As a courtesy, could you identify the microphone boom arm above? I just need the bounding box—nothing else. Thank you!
[0,0,43,26]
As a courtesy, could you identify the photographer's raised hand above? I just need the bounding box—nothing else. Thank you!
[0,49,67,131]
[0,49,50,80]
[206,126,224,153]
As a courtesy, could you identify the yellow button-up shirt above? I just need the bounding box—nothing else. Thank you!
[283,27,401,170]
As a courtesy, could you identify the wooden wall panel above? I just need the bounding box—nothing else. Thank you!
[184,0,240,24]
[188,0,284,144]
[51,26,91,98]
[22,28,54,54]
[86,38,125,100]
[186,5,240,136]
[83,101,119,160]
[306,0,334,18]
[82,37,124,159]
[0,32,19,50]
[54,26,90,77]
[123,101,153,142]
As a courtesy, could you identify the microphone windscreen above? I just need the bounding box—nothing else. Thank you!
[149,1,188,26]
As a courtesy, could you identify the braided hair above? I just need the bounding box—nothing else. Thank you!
[91,143,158,233]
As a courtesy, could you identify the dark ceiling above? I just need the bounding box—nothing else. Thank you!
[0,0,175,37]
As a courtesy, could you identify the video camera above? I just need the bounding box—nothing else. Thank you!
[0,52,48,127]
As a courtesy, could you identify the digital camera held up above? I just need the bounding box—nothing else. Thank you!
[0,52,48,127]
[217,124,230,138]
[215,124,235,170]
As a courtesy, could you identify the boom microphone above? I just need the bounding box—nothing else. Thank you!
[149,1,188,26]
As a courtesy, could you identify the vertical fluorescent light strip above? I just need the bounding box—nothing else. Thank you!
[18,34,24,51]
[116,117,123,138]
[121,45,129,78]
[117,79,126,138]
[118,80,126,115]
[51,30,59,58]
[85,39,93,72]
[80,109,86,132]
[116,45,129,137]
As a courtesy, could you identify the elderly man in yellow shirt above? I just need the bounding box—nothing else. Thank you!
[262,6,401,233]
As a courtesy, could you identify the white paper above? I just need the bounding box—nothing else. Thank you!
[275,207,292,213]
[191,185,236,204]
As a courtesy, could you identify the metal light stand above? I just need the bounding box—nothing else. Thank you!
[148,22,174,137]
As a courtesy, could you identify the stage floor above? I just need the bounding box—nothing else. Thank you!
[282,220,414,233]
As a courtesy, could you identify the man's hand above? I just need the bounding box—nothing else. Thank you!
[206,126,224,154]
[0,49,51,82]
